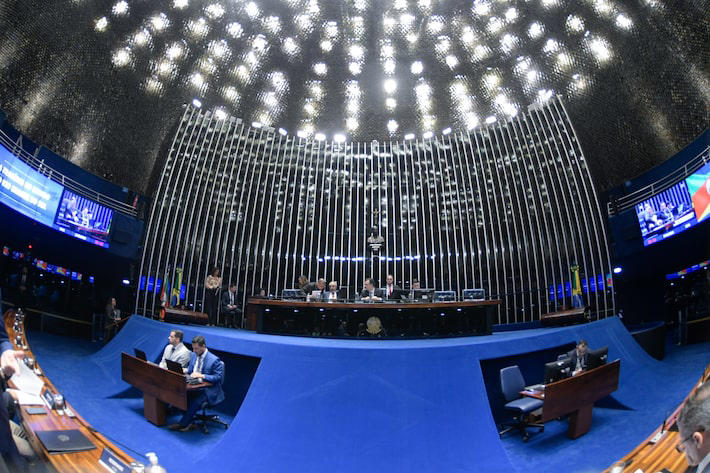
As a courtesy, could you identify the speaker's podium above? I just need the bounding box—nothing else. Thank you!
[121,353,210,425]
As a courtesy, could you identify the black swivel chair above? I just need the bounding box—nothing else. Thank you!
[194,361,229,434]
[498,365,545,442]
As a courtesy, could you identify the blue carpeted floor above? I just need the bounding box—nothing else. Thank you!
[25,318,709,473]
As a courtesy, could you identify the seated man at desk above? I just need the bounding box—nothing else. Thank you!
[384,274,402,300]
[568,339,589,376]
[158,329,191,370]
[169,336,224,432]
[1,315,28,469]
[322,281,341,301]
[221,283,241,328]
[677,381,710,473]
[360,278,383,301]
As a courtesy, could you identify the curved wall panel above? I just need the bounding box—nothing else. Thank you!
[136,97,614,324]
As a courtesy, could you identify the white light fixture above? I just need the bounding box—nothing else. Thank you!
[314,132,326,141]
[278,128,288,135]
[387,119,398,133]
[252,121,262,128]
[95,17,109,31]
[422,131,433,139]
[404,133,415,140]
[192,98,202,108]
[333,133,346,143]
[485,115,497,124]
[442,127,452,135]
[613,267,622,274]
[410,61,423,74]
[384,78,397,94]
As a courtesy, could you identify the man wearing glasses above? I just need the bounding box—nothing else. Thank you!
[677,382,710,473]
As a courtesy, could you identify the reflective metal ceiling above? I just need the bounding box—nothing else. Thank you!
[0,0,707,193]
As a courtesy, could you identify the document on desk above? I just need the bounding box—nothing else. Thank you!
[10,361,45,397]
[6,388,44,406]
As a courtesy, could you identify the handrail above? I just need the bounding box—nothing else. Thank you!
[0,128,139,217]
[607,146,710,216]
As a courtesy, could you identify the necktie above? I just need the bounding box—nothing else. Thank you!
[389,286,392,296]
[170,346,175,358]
[197,355,203,374]
[230,292,233,305]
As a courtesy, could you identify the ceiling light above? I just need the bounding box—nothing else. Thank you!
[320,40,332,52]
[112,1,129,15]
[410,61,423,74]
[404,133,415,140]
[384,79,397,94]
[334,133,346,143]
[348,62,362,75]
[385,98,396,110]
[95,17,108,31]
[485,116,497,124]
[387,120,398,133]
[173,0,188,8]
[252,121,262,128]
[442,127,452,135]
[227,23,243,38]
[214,108,227,120]
[245,2,259,18]
[314,63,327,75]
[192,98,202,108]
[314,133,326,141]
[422,131,434,139]
[278,128,287,135]
[616,14,633,29]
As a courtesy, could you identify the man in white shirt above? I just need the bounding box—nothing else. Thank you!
[322,281,340,301]
[158,330,191,370]
[384,274,401,300]
[677,382,710,473]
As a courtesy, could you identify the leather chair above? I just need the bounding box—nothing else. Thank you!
[194,361,229,434]
[498,365,545,441]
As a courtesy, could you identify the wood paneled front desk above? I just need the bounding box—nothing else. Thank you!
[245,298,501,338]
[3,309,135,472]
[521,359,621,439]
[121,353,209,426]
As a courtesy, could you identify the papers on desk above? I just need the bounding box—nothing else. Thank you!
[10,361,44,397]
[7,389,44,406]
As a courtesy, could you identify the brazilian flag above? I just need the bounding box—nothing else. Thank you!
[571,265,582,296]
[170,267,183,307]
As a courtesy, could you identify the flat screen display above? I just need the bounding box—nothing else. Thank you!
[635,180,697,246]
[0,143,63,227]
[685,162,710,224]
[54,189,113,247]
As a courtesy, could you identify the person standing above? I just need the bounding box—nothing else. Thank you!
[204,267,221,326]
[104,297,122,342]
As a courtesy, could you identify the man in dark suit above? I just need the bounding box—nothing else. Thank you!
[567,340,589,376]
[321,281,342,302]
[220,284,241,328]
[677,382,710,473]
[360,278,384,301]
[1,313,28,469]
[383,274,402,300]
[169,335,225,432]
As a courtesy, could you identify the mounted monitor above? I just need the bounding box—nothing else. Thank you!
[685,161,710,224]
[635,175,705,247]
[53,189,113,248]
[543,358,572,384]
[433,290,456,302]
[0,143,63,227]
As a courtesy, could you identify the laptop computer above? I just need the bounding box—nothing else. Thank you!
[36,429,96,454]
[133,348,147,361]
[165,359,184,374]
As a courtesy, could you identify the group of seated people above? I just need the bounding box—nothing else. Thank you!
[297,274,422,302]
[154,330,225,433]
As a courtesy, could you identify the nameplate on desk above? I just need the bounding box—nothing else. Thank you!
[98,448,130,473]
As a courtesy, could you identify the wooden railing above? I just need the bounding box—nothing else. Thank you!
[3,309,135,472]
[601,363,710,473]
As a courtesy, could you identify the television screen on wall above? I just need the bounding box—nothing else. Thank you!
[685,162,710,224]
[635,180,698,246]
[54,189,113,248]
[0,143,63,227]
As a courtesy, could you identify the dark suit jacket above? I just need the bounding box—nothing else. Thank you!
[383,285,402,300]
[301,282,317,294]
[221,290,239,312]
[360,288,385,299]
[567,349,588,371]
[186,351,225,406]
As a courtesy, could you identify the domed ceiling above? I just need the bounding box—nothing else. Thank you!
[0,0,707,194]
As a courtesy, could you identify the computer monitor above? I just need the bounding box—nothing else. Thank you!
[133,348,147,361]
[586,346,608,370]
[412,288,435,301]
[544,358,572,384]
[462,288,485,301]
[281,289,306,300]
[433,290,456,302]
[165,359,184,374]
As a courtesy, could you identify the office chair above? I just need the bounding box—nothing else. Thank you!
[194,361,229,434]
[498,365,545,442]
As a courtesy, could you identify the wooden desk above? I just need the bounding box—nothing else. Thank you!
[522,360,621,439]
[121,353,208,426]
[245,298,501,337]
[163,307,208,325]
[540,308,587,327]
[601,364,709,473]
[3,309,134,472]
